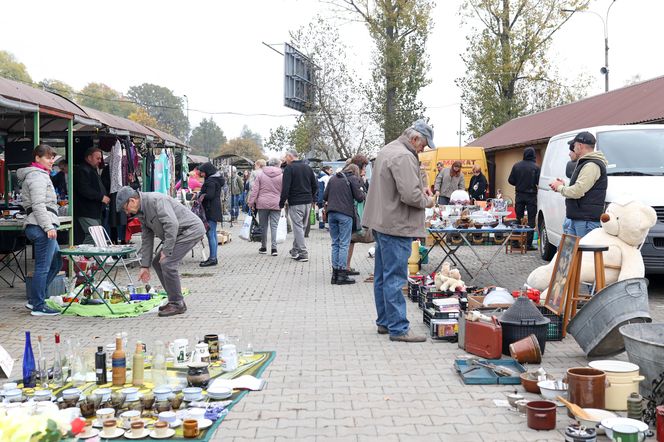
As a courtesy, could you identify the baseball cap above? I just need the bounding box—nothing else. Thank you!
[116,186,138,212]
[412,119,435,148]
[567,131,596,147]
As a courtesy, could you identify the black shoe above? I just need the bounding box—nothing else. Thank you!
[271,248,278,256]
[346,268,360,276]
[158,302,186,317]
[159,301,186,312]
[331,268,338,285]
[259,247,267,254]
[336,269,355,285]
[199,258,218,267]
[294,255,309,262]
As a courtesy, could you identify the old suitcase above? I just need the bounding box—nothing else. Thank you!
[465,316,502,359]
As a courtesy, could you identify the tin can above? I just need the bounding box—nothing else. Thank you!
[127,284,135,295]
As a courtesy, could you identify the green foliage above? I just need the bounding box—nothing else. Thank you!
[290,17,380,159]
[240,125,263,148]
[0,50,32,83]
[265,125,295,154]
[78,82,138,118]
[336,0,433,144]
[128,107,159,128]
[127,83,189,140]
[458,0,591,140]
[38,79,75,100]
[190,118,227,157]
[219,137,265,162]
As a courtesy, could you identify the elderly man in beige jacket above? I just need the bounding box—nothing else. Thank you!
[362,120,436,342]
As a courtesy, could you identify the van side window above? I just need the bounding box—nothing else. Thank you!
[542,138,570,178]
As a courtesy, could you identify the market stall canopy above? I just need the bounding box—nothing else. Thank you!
[147,125,186,148]
[187,154,209,165]
[213,153,255,170]
[79,106,154,138]
[0,77,100,133]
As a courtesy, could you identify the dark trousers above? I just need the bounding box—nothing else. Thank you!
[515,194,537,245]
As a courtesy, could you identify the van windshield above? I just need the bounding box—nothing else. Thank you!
[598,129,664,175]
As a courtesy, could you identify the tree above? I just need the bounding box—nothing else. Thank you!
[127,83,189,140]
[77,82,138,118]
[218,137,265,162]
[128,107,159,128]
[38,79,75,100]
[190,118,227,157]
[0,50,32,83]
[265,125,295,154]
[458,0,591,140]
[289,16,380,159]
[240,125,263,148]
[332,0,434,144]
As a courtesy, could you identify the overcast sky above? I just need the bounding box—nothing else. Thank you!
[3,0,664,148]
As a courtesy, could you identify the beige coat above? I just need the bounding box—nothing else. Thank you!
[362,135,430,238]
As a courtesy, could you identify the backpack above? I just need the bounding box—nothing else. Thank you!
[191,195,209,232]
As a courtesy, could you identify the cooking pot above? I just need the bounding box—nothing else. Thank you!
[526,400,556,430]
[588,360,644,411]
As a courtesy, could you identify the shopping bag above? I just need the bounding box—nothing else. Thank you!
[239,215,252,241]
[309,206,316,225]
[276,210,287,244]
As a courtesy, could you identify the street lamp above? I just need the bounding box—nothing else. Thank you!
[563,0,617,92]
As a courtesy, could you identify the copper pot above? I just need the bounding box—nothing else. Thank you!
[509,334,542,364]
[566,367,606,418]
[526,400,556,430]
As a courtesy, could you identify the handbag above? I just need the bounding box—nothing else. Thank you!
[191,195,210,232]
[351,200,374,243]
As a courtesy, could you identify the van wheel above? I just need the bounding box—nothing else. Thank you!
[538,220,556,261]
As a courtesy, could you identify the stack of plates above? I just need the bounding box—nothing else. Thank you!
[206,386,232,400]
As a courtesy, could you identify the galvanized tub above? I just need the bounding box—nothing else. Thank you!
[620,323,664,397]
[568,278,651,357]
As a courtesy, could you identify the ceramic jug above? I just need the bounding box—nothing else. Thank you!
[191,343,210,364]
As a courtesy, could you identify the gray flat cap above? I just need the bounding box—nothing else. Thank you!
[412,119,435,149]
[116,186,138,212]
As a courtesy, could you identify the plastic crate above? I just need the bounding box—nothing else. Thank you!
[537,305,563,341]
[418,286,454,310]
[423,306,460,327]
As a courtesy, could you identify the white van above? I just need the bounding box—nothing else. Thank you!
[536,125,664,273]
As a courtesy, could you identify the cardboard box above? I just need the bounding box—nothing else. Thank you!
[467,295,512,311]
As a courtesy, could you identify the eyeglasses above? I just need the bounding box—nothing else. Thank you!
[473,170,480,174]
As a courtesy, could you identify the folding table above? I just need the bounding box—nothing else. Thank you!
[58,245,136,314]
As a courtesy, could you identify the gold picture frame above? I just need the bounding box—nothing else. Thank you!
[544,233,580,315]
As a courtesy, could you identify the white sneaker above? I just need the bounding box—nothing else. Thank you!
[25,303,33,310]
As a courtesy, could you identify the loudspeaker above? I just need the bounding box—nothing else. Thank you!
[5,140,34,168]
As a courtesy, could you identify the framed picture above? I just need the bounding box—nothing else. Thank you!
[544,234,580,315]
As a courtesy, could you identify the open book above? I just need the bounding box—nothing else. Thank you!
[209,375,266,391]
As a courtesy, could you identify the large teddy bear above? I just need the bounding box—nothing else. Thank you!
[527,200,657,292]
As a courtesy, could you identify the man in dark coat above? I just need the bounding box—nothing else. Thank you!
[51,159,68,198]
[74,147,109,244]
[197,162,225,267]
[508,147,540,249]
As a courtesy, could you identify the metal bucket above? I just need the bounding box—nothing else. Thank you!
[567,278,651,357]
[620,323,664,397]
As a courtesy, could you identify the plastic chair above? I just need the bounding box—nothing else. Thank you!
[88,225,141,284]
[0,233,27,287]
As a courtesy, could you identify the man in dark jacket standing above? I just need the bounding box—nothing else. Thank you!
[74,147,109,244]
[279,150,317,262]
[198,162,225,267]
[508,147,540,249]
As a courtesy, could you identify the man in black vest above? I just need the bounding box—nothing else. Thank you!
[549,131,608,238]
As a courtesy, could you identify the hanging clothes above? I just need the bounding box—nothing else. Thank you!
[153,150,170,194]
[108,140,123,194]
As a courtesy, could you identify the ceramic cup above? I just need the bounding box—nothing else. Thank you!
[168,339,189,366]
[182,387,202,402]
[154,421,169,437]
[80,421,94,438]
[61,388,81,401]
[2,382,18,392]
[121,387,140,402]
[120,410,141,428]
[153,386,172,402]
[101,419,118,437]
[4,389,23,403]
[129,420,146,437]
[96,407,115,422]
[33,390,52,402]
[158,410,177,424]
[187,408,206,423]
[93,388,112,403]
[183,419,199,438]
[612,424,642,442]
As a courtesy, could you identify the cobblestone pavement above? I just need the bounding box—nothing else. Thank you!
[1,218,663,441]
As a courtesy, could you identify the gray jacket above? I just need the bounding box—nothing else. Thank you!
[17,166,59,232]
[135,192,205,267]
[434,167,465,198]
[362,135,430,238]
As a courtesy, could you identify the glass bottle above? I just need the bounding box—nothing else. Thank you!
[36,335,48,388]
[23,331,36,388]
[71,340,86,387]
[95,346,107,385]
[151,340,167,387]
[112,335,126,386]
[132,342,144,386]
[52,333,63,388]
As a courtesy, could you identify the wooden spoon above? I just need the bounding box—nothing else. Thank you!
[557,396,595,421]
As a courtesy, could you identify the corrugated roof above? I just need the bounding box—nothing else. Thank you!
[147,125,186,147]
[470,75,664,151]
[80,106,155,137]
[0,77,85,117]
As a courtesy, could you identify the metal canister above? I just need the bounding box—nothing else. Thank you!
[564,425,596,442]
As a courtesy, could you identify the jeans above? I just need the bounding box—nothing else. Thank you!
[373,231,411,337]
[563,218,600,238]
[258,209,280,249]
[24,225,61,310]
[328,211,353,269]
[288,204,310,257]
[231,194,241,219]
[206,219,218,260]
